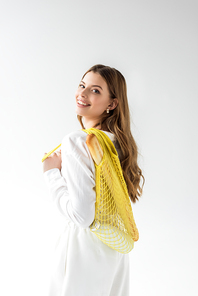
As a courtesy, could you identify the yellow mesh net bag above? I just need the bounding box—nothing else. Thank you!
[84,128,139,254]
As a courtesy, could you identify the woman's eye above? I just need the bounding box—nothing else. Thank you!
[93,89,100,94]
[79,84,85,88]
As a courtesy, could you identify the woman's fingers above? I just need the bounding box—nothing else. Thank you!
[43,152,62,172]
[42,149,61,165]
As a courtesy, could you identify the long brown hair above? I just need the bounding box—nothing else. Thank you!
[77,64,144,203]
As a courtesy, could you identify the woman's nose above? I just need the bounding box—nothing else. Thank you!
[80,87,87,97]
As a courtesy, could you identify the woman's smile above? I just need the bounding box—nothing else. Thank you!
[76,99,91,107]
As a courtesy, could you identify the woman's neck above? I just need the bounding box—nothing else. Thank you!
[82,117,109,132]
[83,118,100,129]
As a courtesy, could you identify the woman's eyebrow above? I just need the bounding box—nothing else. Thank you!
[81,80,103,90]
[92,85,103,90]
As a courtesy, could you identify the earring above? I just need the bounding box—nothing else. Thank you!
[107,109,109,113]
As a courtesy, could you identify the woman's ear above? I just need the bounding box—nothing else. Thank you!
[108,98,118,110]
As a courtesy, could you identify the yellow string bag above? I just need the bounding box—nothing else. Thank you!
[84,128,139,254]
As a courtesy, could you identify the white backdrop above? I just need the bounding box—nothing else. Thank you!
[0,0,197,295]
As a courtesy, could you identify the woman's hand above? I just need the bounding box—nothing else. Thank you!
[43,151,62,173]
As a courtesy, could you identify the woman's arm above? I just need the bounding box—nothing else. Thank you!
[43,131,96,228]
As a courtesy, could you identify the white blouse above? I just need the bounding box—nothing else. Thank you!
[44,130,130,296]
[44,130,117,228]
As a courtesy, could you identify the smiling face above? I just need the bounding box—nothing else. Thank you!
[75,71,116,128]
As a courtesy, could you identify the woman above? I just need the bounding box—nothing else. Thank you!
[43,64,144,296]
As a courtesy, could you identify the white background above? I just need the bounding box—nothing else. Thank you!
[0,0,197,295]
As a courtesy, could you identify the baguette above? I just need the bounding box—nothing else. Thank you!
[86,134,103,165]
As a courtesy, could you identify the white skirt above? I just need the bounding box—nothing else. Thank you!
[48,220,130,296]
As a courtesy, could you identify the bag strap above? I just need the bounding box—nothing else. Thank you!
[83,128,118,160]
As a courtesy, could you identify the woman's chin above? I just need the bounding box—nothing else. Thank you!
[75,107,84,116]
[75,106,89,116]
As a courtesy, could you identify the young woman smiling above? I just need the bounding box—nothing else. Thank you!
[43,64,144,296]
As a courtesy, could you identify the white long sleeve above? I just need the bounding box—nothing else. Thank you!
[44,130,96,228]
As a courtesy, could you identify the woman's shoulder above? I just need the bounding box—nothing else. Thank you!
[61,130,89,154]
[63,129,87,142]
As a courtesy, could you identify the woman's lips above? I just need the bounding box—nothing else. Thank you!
[76,100,90,108]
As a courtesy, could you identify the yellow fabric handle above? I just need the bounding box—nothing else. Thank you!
[42,144,61,162]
